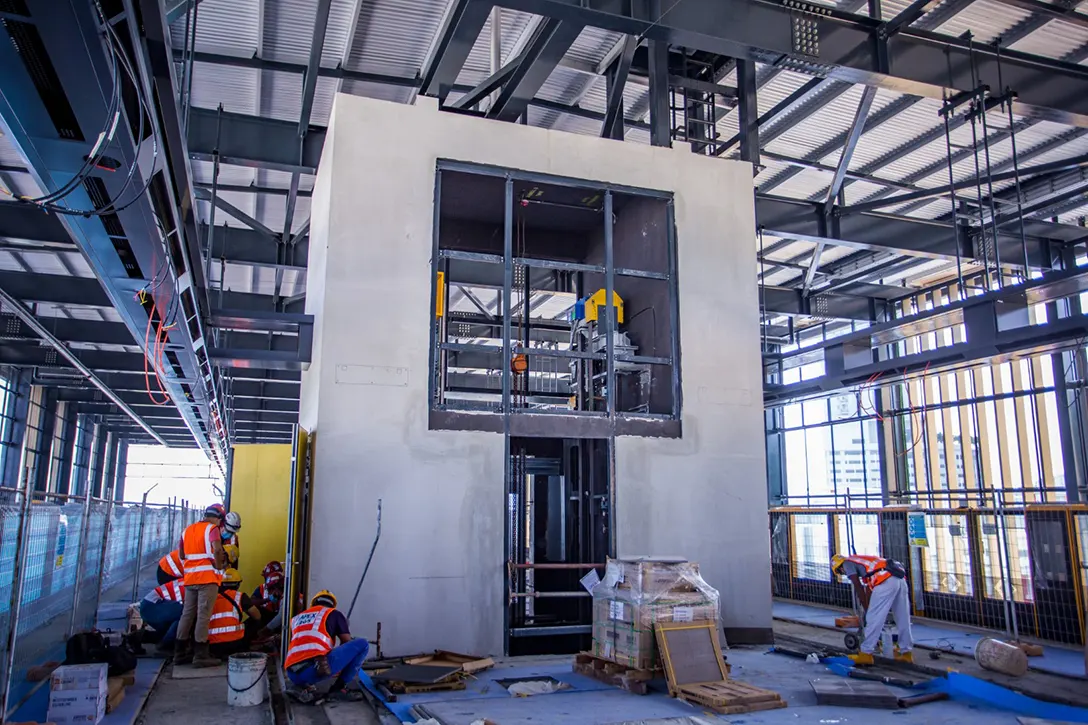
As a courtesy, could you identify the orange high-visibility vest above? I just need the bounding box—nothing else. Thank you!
[845,554,892,589]
[284,606,334,670]
[181,522,223,586]
[158,550,183,579]
[208,590,245,644]
[149,580,185,603]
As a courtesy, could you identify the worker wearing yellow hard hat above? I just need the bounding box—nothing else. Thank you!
[205,568,264,660]
[283,589,370,704]
[832,553,913,666]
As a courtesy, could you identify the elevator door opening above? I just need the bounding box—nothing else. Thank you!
[506,437,612,656]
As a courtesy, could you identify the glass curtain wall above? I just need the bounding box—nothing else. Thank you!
[768,283,1070,508]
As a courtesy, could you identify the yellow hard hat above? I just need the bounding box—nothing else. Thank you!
[224,544,239,566]
[831,554,847,573]
[311,590,337,608]
[222,568,242,584]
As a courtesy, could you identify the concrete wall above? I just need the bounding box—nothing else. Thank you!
[303,94,770,655]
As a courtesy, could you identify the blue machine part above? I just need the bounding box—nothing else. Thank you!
[571,298,586,322]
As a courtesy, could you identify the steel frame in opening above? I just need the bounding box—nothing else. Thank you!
[430,160,681,421]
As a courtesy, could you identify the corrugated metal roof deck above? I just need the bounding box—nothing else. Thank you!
[6,0,1088,322]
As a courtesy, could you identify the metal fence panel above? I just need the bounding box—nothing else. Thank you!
[769,505,1088,646]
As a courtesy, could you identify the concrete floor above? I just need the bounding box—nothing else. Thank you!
[134,673,271,725]
[348,649,1065,725]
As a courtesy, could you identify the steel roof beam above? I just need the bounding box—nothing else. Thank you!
[756,194,1057,268]
[0,202,74,245]
[491,0,1088,126]
[825,87,877,205]
[487,18,584,122]
[204,225,308,270]
[762,285,879,321]
[601,35,637,139]
[419,0,497,102]
[848,150,1088,213]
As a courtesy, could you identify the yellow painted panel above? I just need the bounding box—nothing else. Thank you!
[230,443,293,592]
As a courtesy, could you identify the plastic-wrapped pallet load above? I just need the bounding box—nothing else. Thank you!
[591,557,720,670]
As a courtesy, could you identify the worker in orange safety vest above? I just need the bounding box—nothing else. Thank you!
[174,503,228,668]
[283,590,369,704]
[140,579,185,650]
[832,553,913,666]
[157,549,184,584]
[207,569,264,659]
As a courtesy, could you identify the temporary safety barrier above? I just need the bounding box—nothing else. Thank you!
[770,505,1088,646]
[0,490,200,719]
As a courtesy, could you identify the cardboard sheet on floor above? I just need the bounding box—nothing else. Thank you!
[172,663,227,679]
[653,621,728,692]
[372,664,462,684]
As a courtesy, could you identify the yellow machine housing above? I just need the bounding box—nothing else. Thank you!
[585,289,624,324]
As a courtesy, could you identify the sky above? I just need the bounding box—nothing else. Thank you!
[123,444,224,506]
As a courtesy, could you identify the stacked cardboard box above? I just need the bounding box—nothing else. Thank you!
[591,558,719,671]
[48,664,107,725]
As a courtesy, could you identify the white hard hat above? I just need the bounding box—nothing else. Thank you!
[224,511,242,533]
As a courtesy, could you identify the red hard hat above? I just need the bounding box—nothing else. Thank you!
[205,503,226,518]
[262,561,284,578]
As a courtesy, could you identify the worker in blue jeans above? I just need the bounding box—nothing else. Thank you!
[283,590,369,703]
[140,580,185,651]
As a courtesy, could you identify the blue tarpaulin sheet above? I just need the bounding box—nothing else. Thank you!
[821,655,1088,723]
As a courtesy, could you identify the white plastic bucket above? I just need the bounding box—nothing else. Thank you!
[227,652,268,707]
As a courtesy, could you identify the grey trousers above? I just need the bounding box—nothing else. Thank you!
[176,582,218,644]
[861,577,913,654]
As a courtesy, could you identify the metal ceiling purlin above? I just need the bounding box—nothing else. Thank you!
[489,0,1088,126]
[0,0,228,461]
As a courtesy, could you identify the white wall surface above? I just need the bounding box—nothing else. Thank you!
[304,94,770,656]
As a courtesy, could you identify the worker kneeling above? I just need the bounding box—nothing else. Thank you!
[283,591,368,704]
[140,580,185,651]
[831,553,913,666]
[208,569,265,659]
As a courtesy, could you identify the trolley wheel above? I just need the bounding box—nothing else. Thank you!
[843,632,860,652]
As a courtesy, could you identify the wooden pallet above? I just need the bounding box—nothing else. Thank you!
[573,652,655,695]
[390,678,467,695]
[676,679,787,715]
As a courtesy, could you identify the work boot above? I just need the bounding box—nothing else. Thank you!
[894,650,914,664]
[174,639,193,665]
[286,684,316,705]
[191,642,221,668]
[324,687,364,703]
[848,652,874,666]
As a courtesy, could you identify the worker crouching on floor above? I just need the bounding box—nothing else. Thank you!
[175,503,229,667]
[831,553,914,666]
[208,568,265,659]
[283,590,368,704]
[140,579,184,651]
